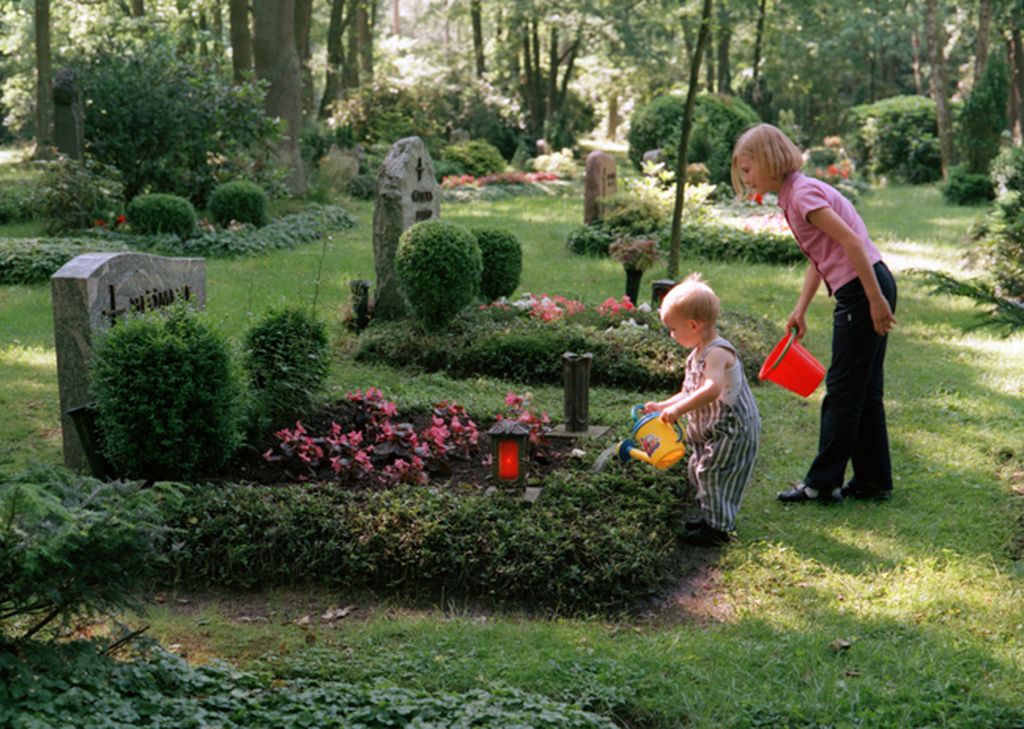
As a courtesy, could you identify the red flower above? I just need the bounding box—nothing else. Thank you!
[93,219,106,228]
[116,214,126,226]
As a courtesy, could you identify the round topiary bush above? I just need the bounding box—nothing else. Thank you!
[208,180,269,227]
[127,193,197,239]
[91,302,242,480]
[442,139,507,177]
[244,305,330,430]
[396,220,482,331]
[472,227,522,301]
[942,166,995,205]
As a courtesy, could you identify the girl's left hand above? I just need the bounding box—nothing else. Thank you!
[870,298,896,336]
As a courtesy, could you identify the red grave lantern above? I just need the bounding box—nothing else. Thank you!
[488,419,530,485]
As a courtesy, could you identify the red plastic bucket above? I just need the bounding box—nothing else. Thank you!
[758,329,825,397]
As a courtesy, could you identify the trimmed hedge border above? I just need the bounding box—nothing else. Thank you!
[0,205,356,285]
[159,468,689,611]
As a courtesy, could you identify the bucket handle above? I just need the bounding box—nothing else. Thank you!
[631,403,645,423]
[767,327,799,374]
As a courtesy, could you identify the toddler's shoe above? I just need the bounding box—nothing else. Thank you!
[681,522,730,547]
[684,516,706,531]
[777,482,844,504]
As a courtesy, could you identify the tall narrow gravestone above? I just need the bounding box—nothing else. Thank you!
[51,252,206,472]
[583,150,617,224]
[372,136,441,320]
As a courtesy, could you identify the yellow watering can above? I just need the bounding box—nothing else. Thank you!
[617,404,685,469]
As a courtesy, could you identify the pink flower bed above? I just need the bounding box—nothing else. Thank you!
[441,171,560,189]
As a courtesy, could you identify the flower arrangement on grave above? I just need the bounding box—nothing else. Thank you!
[608,236,661,272]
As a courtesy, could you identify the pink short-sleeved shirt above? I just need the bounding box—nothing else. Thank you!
[777,172,881,295]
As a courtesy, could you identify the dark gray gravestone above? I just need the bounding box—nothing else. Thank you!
[371,136,441,320]
[52,68,84,161]
[51,252,206,472]
[583,151,617,225]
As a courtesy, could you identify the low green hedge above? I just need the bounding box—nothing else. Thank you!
[159,469,688,610]
[355,307,780,389]
[0,237,129,285]
[0,206,356,285]
[663,221,804,265]
[1,640,615,728]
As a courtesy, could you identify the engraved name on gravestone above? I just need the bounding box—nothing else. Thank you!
[51,252,206,472]
[372,136,441,320]
[583,150,617,225]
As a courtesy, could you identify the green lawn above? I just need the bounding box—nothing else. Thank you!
[2,181,1023,726]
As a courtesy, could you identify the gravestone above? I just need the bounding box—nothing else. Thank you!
[52,68,84,161]
[372,136,441,320]
[642,148,663,165]
[51,252,206,472]
[583,150,617,224]
[449,127,470,144]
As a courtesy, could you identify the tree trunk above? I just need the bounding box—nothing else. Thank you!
[252,0,307,195]
[668,0,713,278]
[606,93,619,141]
[294,0,314,118]
[228,0,253,82]
[471,0,485,78]
[911,30,922,95]
[704,25,714,93]
[716,1,732,95]
[1011,24,1024,143]
[392,0,400,35]
[33,0,53,158]
[924,0,954,179]
[750,0,766,100]
[319,0,348,118]
[545,27,558,129]
[357,0,373,81]
[975,0,991,83]
[131,0,145,15]
[344,0,360,90]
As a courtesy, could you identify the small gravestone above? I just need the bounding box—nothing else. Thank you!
[51,252,206,472]
[372,136,441,320]
[52,68,84,161]
[583,150,617,225]
[449,127,470,144]
[318,145,360,190]
[642,148,663,165]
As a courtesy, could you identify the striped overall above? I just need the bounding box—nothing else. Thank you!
[684,337,761,532]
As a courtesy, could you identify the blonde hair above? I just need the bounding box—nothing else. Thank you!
[731,123,805,196]
[660,272,719,325]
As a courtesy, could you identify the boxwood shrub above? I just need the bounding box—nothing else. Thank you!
[396,220,482,331]
[442,139,507,176]
[91,302,243,480]
[208,180,269,227]
[127,193,197,239]
[566,223,615,257]
[473,227,522,301]
[158,467,688,610]
[942,166,995,206]
[664,221,805,265]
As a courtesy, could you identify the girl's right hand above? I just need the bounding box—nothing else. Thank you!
[642,401,660,414]
[786,312,807,340]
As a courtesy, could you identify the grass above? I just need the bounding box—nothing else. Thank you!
[2,169,1023,725]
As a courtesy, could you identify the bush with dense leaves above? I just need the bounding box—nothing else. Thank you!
[663,219,805,265]
[36,157,125,234]
[396,220,482,331]
[848,95,943,183]
[159,467,686,610]
[566,223,615,257]
[442,139,507,177]
[209,180,269,227]
[356,305,779,389]
[627,93,760,183]
[91,303,242,480]
[345,173,376,200]
[244,306,330,432]
[127,193,197,239]
[473,227,522,301]
[76,35,281,204]
[0,178,39,224]
[991,144,1024,197]
[0,236,127,285]
[0,465,165,642]
[942,166,995,205]
[0,639,616,728]
[957,56,1008,176]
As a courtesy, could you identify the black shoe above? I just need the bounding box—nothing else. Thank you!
[777,482,843,504]
[681,523,730,547]
[840,481,892,502]
[684,516,706,531]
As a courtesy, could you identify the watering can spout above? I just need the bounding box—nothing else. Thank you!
[617,439,655,466]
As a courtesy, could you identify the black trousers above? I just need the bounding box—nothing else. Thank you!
[804,261,897,494]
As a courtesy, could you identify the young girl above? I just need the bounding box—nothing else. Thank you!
[643,274,761,546]
[731,123,897,504]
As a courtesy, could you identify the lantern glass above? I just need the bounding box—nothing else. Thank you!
[497,439,520,480]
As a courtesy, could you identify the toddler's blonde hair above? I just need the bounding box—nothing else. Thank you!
[660,272,719,325]
[731,123,805,196]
